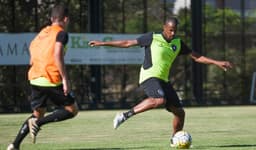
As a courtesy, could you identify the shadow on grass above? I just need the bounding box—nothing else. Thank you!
[68,147,150,150]
[216,144,256,148]
[68,149,121,150]
[197,144,256,149]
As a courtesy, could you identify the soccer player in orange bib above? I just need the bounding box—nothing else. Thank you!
[7,4,78,150]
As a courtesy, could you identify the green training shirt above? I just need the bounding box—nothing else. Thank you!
[137,33,183,83]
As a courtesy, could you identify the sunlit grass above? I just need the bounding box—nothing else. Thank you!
[1,106,256,150]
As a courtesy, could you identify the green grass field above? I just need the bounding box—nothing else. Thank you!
[1,106,256,150]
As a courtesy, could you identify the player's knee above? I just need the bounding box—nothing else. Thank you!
[71,106,79,117]
[174,109,185,120]
[33,108,46,118]
[151,98,165,108]
[65,103,79,117]
[166,106,185,118]
[65,109,78,119]
[71,108,78,117]
[177,109,185,118]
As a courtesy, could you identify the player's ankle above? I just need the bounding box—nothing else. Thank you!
[123,109,135,119]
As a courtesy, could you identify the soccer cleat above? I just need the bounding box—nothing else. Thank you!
[113,113,126,129]
[28,118,40,144]
[7,144,19,150]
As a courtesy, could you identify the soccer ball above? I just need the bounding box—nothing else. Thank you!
[171,130,192,149]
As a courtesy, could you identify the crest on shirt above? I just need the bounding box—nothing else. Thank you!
[171,45,177,52]
[157,89,164,97]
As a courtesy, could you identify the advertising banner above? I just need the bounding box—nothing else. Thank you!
[0,33,144,65]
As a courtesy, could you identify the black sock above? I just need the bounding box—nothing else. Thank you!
[123,109,135,119]
[13,115,35,148]
[36,109,74,126]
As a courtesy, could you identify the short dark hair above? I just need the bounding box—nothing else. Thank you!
[165,17,179,26]
[51,3,69,22]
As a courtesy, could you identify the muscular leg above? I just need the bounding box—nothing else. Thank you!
[64,103,79,115]
[9,108,46,148]
[122,97,165,120]
[133,97,165,114]
[114,97,166,129]
[33,107,46,119]
[10,115,36,149]
[114,78,167,129]
[166,106,185,136]
[28,100,78,144]
[36,103,78,126]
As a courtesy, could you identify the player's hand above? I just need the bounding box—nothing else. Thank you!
[217,61,233,71]
[88,40,103,47]
[62,79,70,96]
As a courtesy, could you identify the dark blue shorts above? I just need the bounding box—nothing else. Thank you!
[140,77,182,108]
[30,84,75,110]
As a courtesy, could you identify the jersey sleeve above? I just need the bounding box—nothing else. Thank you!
[56,31,69,46]
[136,32,153,47]
[179,40,192,55]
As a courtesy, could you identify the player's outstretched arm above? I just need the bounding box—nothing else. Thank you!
[190,51,233,71]
[89,39,138,48]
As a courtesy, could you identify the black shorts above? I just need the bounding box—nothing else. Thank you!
[140,77,182,108]
[30,84,75,110]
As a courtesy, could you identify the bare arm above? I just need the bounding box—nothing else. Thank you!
[89,39,138,48]
[190,51,233,71]
[54,42,70,95]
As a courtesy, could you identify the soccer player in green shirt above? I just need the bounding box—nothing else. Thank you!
[89,17,232,146]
